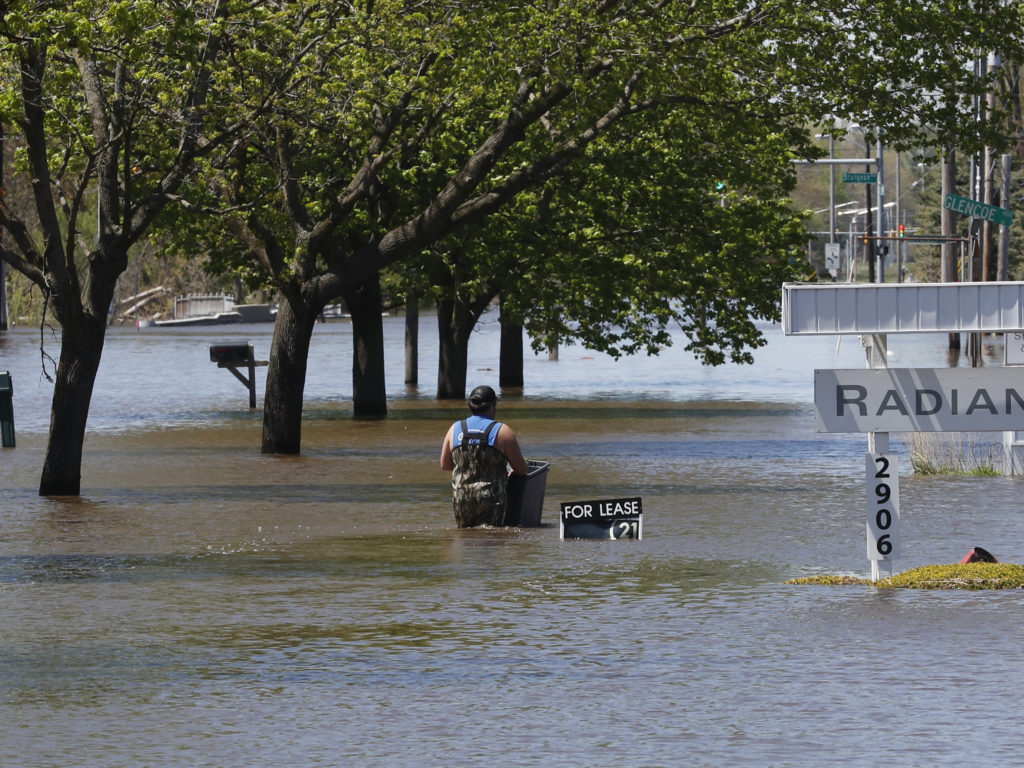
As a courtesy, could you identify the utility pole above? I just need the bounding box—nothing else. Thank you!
[942,148,959,351]
[982,56,997,281]
[866,144,875,283]
[828,134,836,246]
[876,138,885,282]
[999,152,1011,281]
[895,152,903,282]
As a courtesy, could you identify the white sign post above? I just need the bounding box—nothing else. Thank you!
[866,452,900,581]
[864,334,896,578]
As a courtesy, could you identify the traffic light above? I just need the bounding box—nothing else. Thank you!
[898,224,905,237]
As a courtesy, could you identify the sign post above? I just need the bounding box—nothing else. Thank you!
[866,452,900,580]
[863,334,896,578]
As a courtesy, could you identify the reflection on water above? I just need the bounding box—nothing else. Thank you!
[2,320,1023,766]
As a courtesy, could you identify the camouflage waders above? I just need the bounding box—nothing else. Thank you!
[450,419,509,528]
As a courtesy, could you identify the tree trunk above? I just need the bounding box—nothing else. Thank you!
[436,295,477,400]
[344,272,387,418]
[0,124,6,333]
[261,291,319,454]
[38,317,106,495]
[435,291,494,400]
[0,259,7,332]
[405,290,419,385]
[499,297,524,389]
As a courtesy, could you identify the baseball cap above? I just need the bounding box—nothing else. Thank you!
[468,385,498,409]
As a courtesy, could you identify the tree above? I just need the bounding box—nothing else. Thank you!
[412,107,809,399]
[0,1,257,495]
[189,0,1021,453]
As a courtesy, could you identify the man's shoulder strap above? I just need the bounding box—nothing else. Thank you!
[459,418,500,445]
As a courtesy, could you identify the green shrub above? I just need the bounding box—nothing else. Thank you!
[788,563,1024,589]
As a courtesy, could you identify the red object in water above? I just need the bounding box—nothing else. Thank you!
[959,547,998,564]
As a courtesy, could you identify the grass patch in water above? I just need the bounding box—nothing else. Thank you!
[788,563,1024,589]
[906,432,1002,475]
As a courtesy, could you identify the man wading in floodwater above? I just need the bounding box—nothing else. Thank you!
[440,385,528,527]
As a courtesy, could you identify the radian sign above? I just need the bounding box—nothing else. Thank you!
[815,368,1024,432]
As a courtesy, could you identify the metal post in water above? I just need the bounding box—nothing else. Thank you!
[0,370,14,448]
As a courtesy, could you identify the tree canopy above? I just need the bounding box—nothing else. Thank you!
[178,0,1022,418]
[0,0,257,492]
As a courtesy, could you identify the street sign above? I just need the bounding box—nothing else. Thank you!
[943,192,1014,227]
[814,367,1024,433]
[1006,332,1024,366]
[825,243,840,277]
[560,496,643,540]
[843,172,877,184]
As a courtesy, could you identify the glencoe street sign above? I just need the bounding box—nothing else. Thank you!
[943,192,1014,227]
[843,172,877,183]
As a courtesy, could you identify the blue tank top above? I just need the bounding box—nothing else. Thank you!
[452,415,502,449]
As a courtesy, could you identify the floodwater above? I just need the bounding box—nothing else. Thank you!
[2,313,1023,767]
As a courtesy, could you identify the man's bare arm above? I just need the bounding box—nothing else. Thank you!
[440,424,455,471]
[496,426,528,475]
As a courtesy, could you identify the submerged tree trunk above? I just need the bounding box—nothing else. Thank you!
[499,296,524,389]
[38,314,107,495]
[405,290,419,385]
[436,295,483,400]
[261,290,320,454]
[343,271,387,418]
[38,239,126,495]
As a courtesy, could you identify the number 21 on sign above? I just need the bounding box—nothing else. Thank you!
[866,453,900,563]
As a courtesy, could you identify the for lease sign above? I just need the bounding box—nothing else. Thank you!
[815,368,1024,432]
[560,496,643,540]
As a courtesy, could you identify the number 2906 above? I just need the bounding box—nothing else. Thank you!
[866,453,900,561]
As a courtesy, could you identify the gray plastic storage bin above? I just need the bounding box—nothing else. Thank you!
[505,460,549,527]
